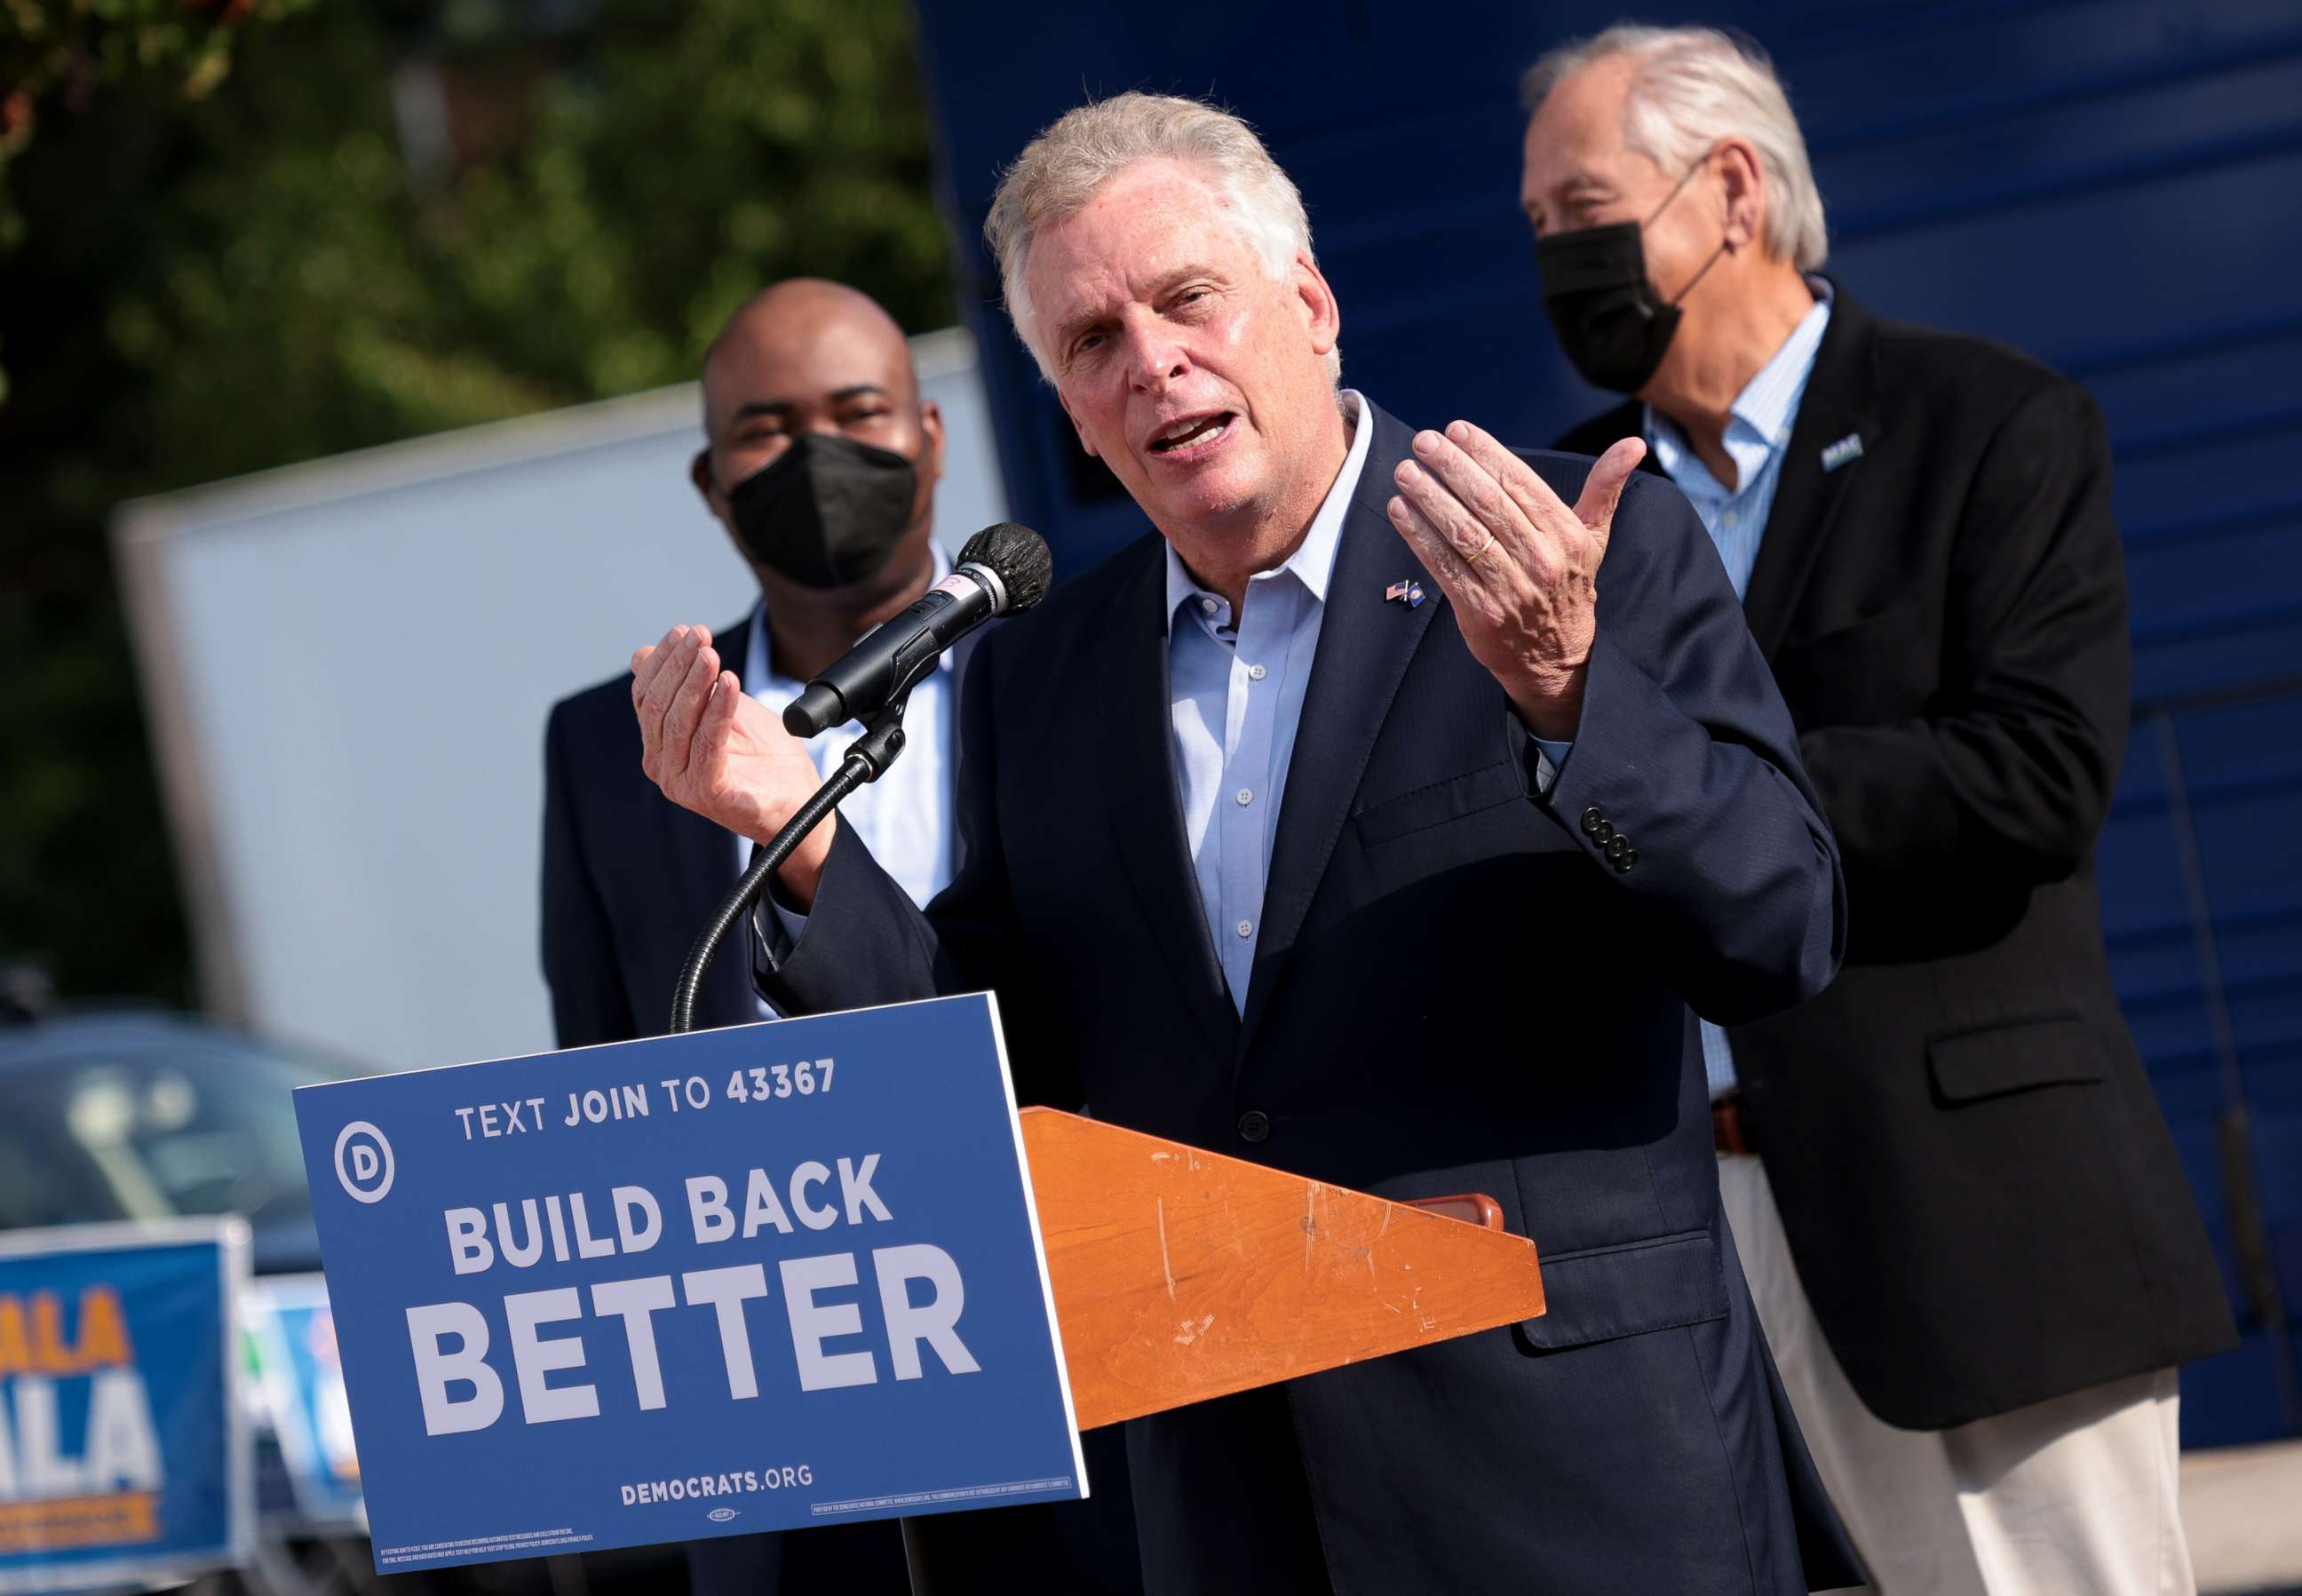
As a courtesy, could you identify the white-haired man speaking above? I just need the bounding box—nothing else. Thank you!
[1528,25,2236,1596]
[631,91,1861,1593]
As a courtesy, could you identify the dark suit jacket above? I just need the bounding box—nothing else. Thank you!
[1560,284,2238,1430]
[757,403,1863,1593]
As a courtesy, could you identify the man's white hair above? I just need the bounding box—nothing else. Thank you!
[983,91,1341,385]
[1521,25,1828,273]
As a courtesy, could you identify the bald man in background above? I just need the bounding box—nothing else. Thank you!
[546,279,958,1052]
[540,278,1140,1593]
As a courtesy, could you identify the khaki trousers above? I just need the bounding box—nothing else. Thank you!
[1717,1153,2196,1596]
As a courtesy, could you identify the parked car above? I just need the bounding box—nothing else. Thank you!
[0,1007,360,1274]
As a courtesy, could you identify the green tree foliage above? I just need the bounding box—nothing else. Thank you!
[1,0,312,261]
[0,0,954,1008]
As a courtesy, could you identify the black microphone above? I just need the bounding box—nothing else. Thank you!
[783,522,1053,738]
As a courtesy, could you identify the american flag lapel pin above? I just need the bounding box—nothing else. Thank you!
[1385,579,1426,608]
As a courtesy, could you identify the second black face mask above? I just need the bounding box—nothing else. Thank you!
[726,433,920,590]
[1535,221,1684,395]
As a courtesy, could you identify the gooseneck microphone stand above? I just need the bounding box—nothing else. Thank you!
[657,687,950,1593]
[665,690,911,1036]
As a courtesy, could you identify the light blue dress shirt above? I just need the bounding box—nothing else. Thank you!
[1163,393,1372,1010]
[1644,282,1833,1096]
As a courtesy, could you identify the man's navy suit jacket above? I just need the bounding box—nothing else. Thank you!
[758,404,1863,1593]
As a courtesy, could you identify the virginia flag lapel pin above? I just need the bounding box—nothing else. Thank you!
[1385,579,1425,608]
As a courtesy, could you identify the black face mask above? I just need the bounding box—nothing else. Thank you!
[724,433,921,589]
[1534,163,1725,394]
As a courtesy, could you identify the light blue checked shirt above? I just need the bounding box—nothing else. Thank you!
[1645,282,1832,1097]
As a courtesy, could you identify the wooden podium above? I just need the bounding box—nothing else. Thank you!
[902,1110,1546,1589]
[1019,1108,1546,1427]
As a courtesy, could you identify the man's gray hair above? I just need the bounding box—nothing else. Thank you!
[984,91,1341,385]
[1521,25,1828,273]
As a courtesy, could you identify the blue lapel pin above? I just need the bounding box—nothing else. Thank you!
[1821,433,1864,473]
[1385,579,1425,608]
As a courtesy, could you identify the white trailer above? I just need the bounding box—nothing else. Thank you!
[114,329,1008,1072]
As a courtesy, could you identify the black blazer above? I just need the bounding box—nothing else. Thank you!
[1560,285,2238,1429]
[758,404,1864,1593]
[542,611,768,1049]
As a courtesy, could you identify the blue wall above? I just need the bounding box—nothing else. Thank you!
[913,0,2302,1447]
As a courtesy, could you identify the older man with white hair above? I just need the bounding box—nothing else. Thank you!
[1529,25,2236,1596]
[630,91,1862,1592]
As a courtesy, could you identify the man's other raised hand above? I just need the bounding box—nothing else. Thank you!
[1386,424,1646,742]
[631,624,835,907]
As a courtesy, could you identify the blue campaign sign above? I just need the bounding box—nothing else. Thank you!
[0,1219,251,1594]
[292,993,1085,1572]
[242,1275,364,1530]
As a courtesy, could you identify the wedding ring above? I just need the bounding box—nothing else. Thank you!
[1463,532,1497,566]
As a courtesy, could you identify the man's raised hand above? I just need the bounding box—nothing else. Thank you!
[631,624,836,906]
[1386,422,1646,741]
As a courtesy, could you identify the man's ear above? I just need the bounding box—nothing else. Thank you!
[1293,251,1342,361]
[1715,138,1766,255]
[691,447,723,514]
[918,398,948,488]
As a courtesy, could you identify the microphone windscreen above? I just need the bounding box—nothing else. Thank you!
[958,522,1054,615]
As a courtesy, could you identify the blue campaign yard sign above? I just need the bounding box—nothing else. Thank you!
[0,1219,251,1594]
[293,993,1085,1573]
[242,1275,364,1531]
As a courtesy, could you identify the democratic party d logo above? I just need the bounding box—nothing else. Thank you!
[334,1120,396,1203]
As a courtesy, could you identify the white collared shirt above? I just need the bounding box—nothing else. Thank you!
[734,547,957,913]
